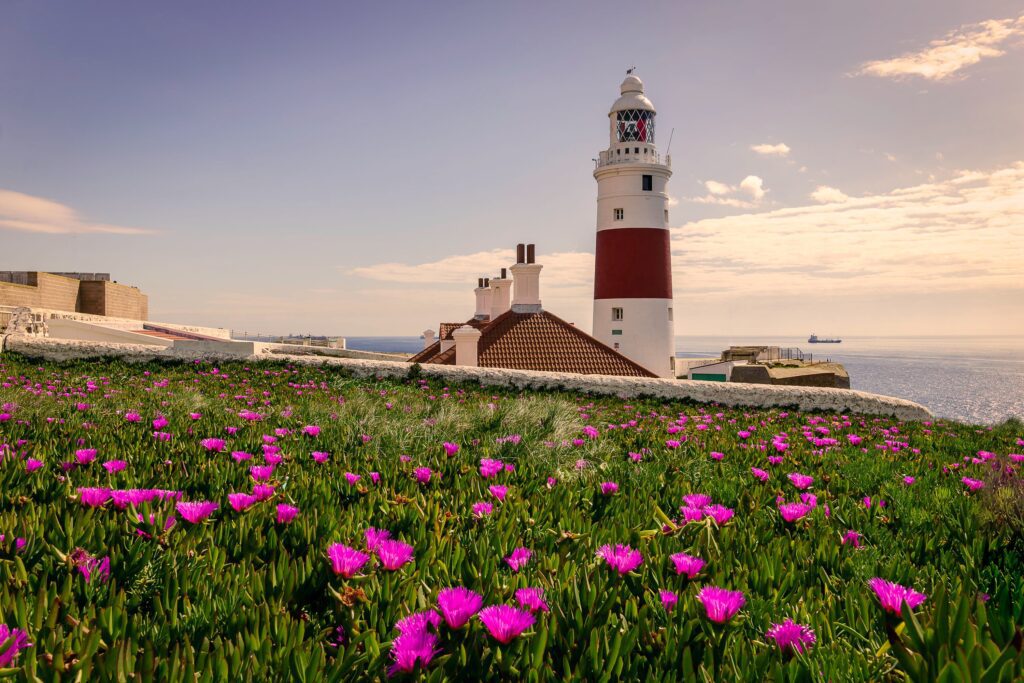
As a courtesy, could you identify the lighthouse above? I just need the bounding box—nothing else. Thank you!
[592,72,675,378]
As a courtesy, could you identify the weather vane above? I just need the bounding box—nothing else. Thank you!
[626,66,636,75]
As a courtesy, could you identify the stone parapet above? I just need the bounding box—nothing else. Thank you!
[0,336,933,421]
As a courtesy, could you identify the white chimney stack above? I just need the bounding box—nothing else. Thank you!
[489,267,512,319]
[474,278,493,320]
[452,325,482,366]
[422,329,436,349]
[510,243,542,313]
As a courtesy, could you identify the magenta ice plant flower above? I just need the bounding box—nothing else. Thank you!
[345,472,361,485]
[311,451,330,463]
[0,624,32,667]
[200,438,225,452]
[228,492,257,512]
[779,502,812,523]
[250,465,274,481]
[670,552,705,578]
[414,467,433,484]
[479,458,504,478]
[696,586,745,623]
[102,459,127,473]
[766,619,816,654]
[478,605,535,644]
[75,448,97,464]
[505,547,532,572]
[596,544,643,575]
[787,473,814,490]
[437,587,483,628]
[388,626,441,677]
[25,458,43,473]
[327,543,370,578]
[515,587,549,613]
[442,442,460,457]
[600,481,619,495]
[276,504,299,523]
[78,487,111,507]
[377,539,415,571]
[365,527,391,552]
[660,590,679,612]
[472,501,493,518]
[842,530,862,548]
[703,505,735,525]
[252,484,275,501]
[961,477,985,491]
[751,467,770,482]
[489,485,508,501]
[683,494,712,508]
[176,501,219,523]
[868,578,927,615]
[302,425,321,437]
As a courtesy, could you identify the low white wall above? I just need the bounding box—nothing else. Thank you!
[47,319,172,347]
[253,342,408,361]
[0,336,933,421]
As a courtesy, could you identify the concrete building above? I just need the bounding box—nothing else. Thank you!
[0,272,148,319]
[592,73,675,379]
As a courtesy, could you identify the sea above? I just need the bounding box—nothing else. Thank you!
[344,335,1024,425]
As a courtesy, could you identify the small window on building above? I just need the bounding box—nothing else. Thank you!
[634,147,639,154]
[613,342,620,350]
[613,208,624,220]
[667,307,673,321]
[612,307,623,321]
[611,329,622,335]
[642,175,653,191]
[616,148,621,155]
[664,209,669,222]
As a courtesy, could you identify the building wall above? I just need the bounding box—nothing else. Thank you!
[0,272,146,319]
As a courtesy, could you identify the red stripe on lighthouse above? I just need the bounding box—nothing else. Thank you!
[594,227,672,299]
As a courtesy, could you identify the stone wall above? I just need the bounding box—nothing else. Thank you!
[78,281,148,319]
[0,335,934,421]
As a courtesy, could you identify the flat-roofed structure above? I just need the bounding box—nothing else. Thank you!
[0,272,148,320]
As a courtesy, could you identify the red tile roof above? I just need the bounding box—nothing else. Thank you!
[410,310,655,377]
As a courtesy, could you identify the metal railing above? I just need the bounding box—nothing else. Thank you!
[595,151,670,169]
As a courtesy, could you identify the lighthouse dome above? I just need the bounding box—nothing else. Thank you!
[610,74,655,114]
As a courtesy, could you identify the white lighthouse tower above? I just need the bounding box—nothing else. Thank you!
[592,72,675,378]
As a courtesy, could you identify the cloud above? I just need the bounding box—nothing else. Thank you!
[750,143,791,157]
[0,188,156,235]
[810,185,849,203]
[691,175,768,207]
[856,14,1024,81]
[739,175,766,201]
[674,162,1024,300]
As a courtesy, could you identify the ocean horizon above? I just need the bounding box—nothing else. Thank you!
[340,334,1024,425]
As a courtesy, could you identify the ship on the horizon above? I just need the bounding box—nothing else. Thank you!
[808,333,841,344]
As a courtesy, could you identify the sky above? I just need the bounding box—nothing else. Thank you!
[1,0,1022,338]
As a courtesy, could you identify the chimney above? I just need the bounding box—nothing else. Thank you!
[452,325,482,367]
[422,329,436,349]
[489,266,512,319]
[473,277,493,320]
[510,243,542,313]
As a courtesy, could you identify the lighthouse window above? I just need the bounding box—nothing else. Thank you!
[612,307,624,321]
[613,208,624,220]
[642,175,653,191]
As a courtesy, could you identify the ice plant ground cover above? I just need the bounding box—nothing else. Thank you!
[0,355,1022,681]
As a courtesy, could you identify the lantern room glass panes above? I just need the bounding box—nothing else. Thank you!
[616,109,654,143]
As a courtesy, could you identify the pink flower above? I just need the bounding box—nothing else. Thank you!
[472,501,493,518]
[479,458,504,478]
[228,492,257,512]
[710,451,724,461]
[842,530,862,548]
[670,552,705,578]
[847,434,863,446]
[0,624,31,667]
[25,458,43,473]
[276,504,299,523]
[766,619,816,654]
[414,467,433,484]
[478,605,535,644]
[388,623,441,677]
[252,484,275,501]
[778,502,812,522]
[515,587,549,613]
[250,465,274,481]
[596,544,643,574]
[345,472,361,485]
[903,476,916,485]
[377,540,415,571]
[505,547,532,572]
[703,504,734,525]
[628,451,643,462]
[546,477,557,488]
[696,586,745,623]
[370,472,381,484]
[103,459,127,473]
[365,527,391,552]
[311,451,330,463]
[751,467,770,482]
[327,544,370,578]
[176,501,219,523]
[70,548,111,584]
[961,477,985,491]
[489,485,508,501]
[583,425,599,439]
[600,481,619,495]
[78,487,111,507]
[442,442,460,457]
[189,412,202,421]
[787,473,814,490]
[800,493,818,508]
[768,455,784,465]
[682,494,711,509]
[200,438,225,452]
[437,587,483,628]
[75,448,97,465]
[152,416,169,430]
[679,506,705,524]
[659,590,679,612]
[868,578,927,615]
[231,451,252,462]
[124,412,141,423]
[302,425,321,437]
